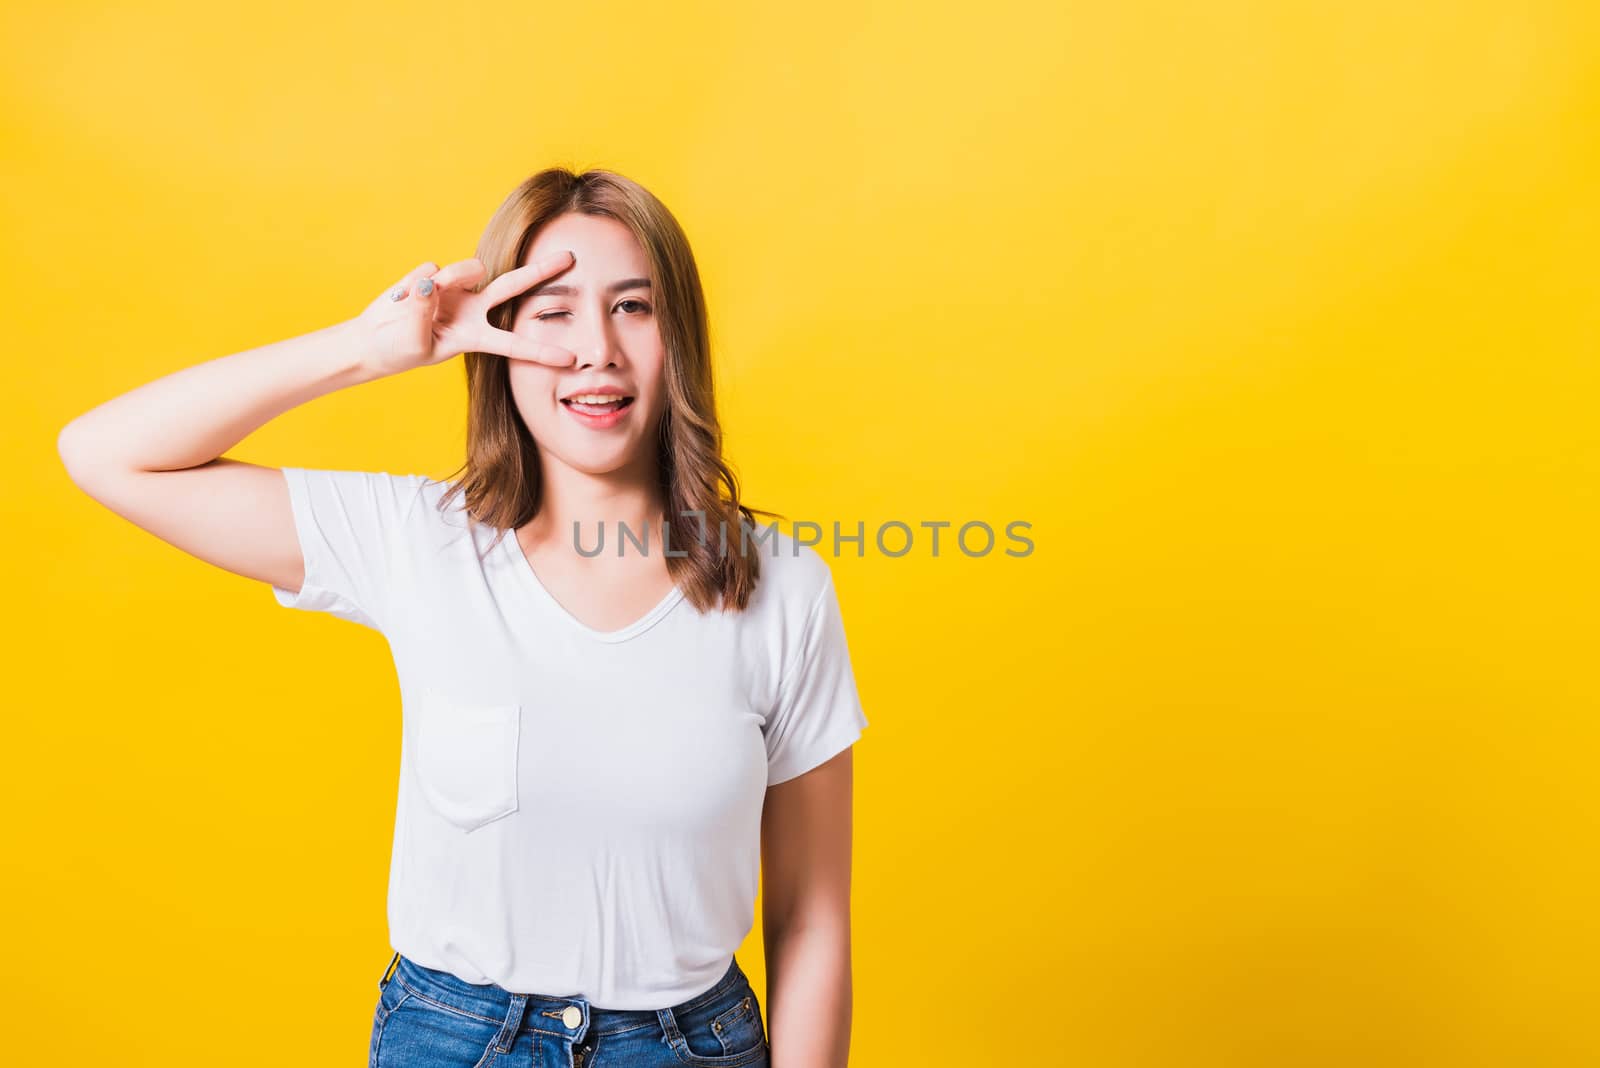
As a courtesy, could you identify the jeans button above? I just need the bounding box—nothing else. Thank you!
[562,1005,582,1028]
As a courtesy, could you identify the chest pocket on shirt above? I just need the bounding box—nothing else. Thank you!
[406,688,521,833]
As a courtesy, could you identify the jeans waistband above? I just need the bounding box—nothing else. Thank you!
[381,951,748,1038]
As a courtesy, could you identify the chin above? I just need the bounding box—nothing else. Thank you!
[558,446,645,476]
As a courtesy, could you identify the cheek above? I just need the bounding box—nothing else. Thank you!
[635,349,668,399]
[507,365,562,419]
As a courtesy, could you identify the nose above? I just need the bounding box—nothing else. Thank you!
[572,308,623,371]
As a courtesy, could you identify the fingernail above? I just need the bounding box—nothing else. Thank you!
[388,285,406,301]
[418,278,435,296]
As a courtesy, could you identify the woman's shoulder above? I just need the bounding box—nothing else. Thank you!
[367,471,468,535]
[327,471,499,555]
[740,523,839,616]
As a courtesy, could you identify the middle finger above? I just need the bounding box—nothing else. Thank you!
[478,251,576,307]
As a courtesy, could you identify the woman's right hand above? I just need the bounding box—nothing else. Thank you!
[350,252,581,377]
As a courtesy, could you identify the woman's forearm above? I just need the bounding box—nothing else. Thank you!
[764,919,854,1067]
[58,317,386,475]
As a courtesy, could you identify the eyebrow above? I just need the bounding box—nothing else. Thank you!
[526,277,652,299]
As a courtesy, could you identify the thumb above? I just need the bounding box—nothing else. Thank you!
[383,261,438,302]
[401,261,438,286]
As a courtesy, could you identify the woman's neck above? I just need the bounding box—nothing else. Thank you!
[524,453,667,561]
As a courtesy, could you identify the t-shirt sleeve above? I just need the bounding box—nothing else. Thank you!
[764,570,871,786]
[269,467,421,634]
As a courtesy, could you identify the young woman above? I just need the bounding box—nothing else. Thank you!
[58,168,868,1067]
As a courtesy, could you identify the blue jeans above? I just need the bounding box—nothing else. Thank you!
[369,951,771,1067]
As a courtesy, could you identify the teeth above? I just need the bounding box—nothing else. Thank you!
[567,394,626,404]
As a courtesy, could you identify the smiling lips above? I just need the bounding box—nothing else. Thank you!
[560,388,636,429]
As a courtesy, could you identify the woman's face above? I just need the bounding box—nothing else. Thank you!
[507,212,666,479]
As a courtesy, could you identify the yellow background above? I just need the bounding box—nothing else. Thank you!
[5,2,1598,1064]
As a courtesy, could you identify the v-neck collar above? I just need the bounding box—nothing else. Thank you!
[499,526,685,644]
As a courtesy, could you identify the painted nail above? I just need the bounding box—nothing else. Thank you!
[418,278,435,296]
[388,285,406,301]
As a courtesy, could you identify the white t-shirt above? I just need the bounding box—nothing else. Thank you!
[268,467,869,1008]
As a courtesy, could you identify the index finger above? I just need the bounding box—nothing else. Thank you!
[479,251,576,307]
[473,326,578,367]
